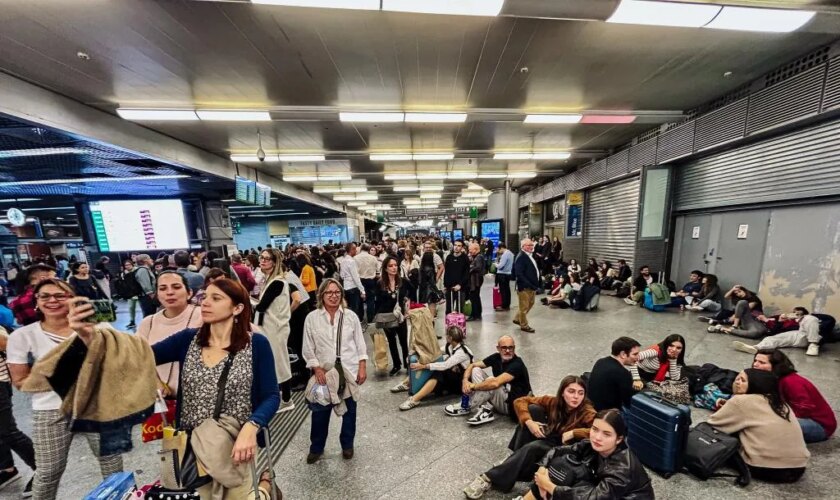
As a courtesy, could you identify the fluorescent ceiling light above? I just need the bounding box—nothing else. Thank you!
[340,112,404,122]
[0,148,87,158]
[383,0,504,17]
[384,173,417,180]
[393,186,419,192]
[347,201,368,206]
[507,171,537,178]
[461,191,490,198]
[283,175,319,182]
[404,112,467,123]
[334,193,378,201]
[413,153,454,161]
[532,152,571,160]
[339,186,368,192]
[116,108,199,121]
[524,114,582,124]
[478,172,508,178]
[196,110,272,121]
[705,6,815,33]
[416,172,449,180]
[317,174,352,181]
[447,172,478,179]
[0,198,41,202]
[252,0,380,10]
[0,175,188,187]
[370,153,413,161]
[420,193,441,199]
[231,154,280,162]
[278,154,326,162]
[418,185,445,191]
[313,186,340,193]
[607,0,721,28]
[493,153,532,160]
[580,115,637,124]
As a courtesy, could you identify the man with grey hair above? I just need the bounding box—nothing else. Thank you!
[134,254,157,317]
[513,239,540,333]
[467,242,485,322]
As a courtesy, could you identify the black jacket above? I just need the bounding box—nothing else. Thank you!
[514,252,540,291]
[443,252,470,289]
[469,254,485,291]
[631,273,657,293]
[549,441,654,500]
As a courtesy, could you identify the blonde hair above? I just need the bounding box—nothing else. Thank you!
[316,278,346,309]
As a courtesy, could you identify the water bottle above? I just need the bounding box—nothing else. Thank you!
[461,393,471,409]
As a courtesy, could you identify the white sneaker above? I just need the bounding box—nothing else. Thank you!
[277,400,296,414]
[463,475,492,499]
[399,398,420,411]
[806,343,820,356]
[623,297,637,306]
[731,341,758,355]
[707,325,723,333]
[444,404,471,417]
[390,382,409,393]
[467,406,495,426]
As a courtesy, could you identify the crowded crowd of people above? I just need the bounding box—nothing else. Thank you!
[0,232,836,499]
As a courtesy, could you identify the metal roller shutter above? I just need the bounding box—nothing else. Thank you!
[675,119,840,212]
[584,178,641,269]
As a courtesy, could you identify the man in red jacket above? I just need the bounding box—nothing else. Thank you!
[230,253,256,293]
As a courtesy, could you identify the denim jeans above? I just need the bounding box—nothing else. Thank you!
[309,398,357,454]
[798,418,828,443]
[344,288,363,322]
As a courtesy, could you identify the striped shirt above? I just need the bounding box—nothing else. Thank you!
[630,348,681,381]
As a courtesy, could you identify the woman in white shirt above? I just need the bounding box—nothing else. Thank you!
[396,326,473,411]
[6,279,123,500]
[400,247,420,281]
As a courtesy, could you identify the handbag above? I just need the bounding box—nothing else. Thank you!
[159,351,237,491]
[541,447,595,487]
[693,383,731,410]
[683,423,750,486]
[644,378,692,405]
[462,300,473,317]
[374,312,400,329]
[334,312,346,395]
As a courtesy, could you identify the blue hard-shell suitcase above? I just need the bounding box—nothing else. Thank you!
[626,392,692,477]
[407,354,444,395]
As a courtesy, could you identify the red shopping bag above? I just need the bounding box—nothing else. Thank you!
[141,398,177,442]
[493,286,502,309]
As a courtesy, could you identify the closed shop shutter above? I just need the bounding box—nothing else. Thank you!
[675,118,840,212]
[584,178,641,269]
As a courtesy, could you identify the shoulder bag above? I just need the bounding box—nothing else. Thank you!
[334,312,346,395]
[159,350,237,491]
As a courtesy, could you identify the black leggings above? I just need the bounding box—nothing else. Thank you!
[749,465,805,483]
[385,323,409,370]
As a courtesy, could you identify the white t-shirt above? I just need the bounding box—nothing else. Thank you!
[6,322,75,410]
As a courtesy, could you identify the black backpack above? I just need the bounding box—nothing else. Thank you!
[683,423,750,486]
[114,269,144,299]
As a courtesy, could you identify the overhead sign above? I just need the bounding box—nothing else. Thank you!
[566,191,584,238]
[6,208,25,227]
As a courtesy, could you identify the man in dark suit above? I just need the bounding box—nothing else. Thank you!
[513,238,540,333]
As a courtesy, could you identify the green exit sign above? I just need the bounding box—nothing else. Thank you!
[469,207,478,219]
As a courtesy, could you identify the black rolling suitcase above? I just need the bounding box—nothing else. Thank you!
[625,392,691,478]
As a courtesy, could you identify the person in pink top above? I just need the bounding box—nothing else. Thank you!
[136,270,202,395]
[753,349,836,443]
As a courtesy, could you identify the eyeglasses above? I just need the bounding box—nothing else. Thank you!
[37,293,70,302]
[324,291,342,296]
[497,345,515,351]
[258,256,273,261]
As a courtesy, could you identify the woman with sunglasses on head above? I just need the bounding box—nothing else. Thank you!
[254,249,302,413]
[137,271,202,398]
[71,279,280,499]
[6,279,123,499]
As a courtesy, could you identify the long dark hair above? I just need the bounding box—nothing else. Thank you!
[657,334,686,366]
[595,408,627,439]
[744,368,790,421]
[379,255,402,290]
[756,349,797,378]
[702,274,718,293]
[196,278,252,354]
[548,375,588,435]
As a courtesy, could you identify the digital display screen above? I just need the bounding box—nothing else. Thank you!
[453,229,464,241]
[480,220,502,260]
[235,176,256,204]
[89,199,189,252]
[255,182,271,207]
[440,231,451,241]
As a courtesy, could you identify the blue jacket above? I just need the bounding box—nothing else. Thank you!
[514,252,540,291]
[152,328,280,430]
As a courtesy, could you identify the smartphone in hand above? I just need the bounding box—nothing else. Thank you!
[85,299,116,323]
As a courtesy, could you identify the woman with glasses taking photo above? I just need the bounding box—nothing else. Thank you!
[6,279,123,499]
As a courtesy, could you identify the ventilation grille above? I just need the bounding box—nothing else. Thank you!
[694,99,749,152]
[685,82,752,121]
[746,65,825,135]
[657,121,695,162]
[628,139,657,172]
[764,46,829,87]
[636,127,661,142]
[607,149,629,179]
[578,160,606,186]
[822,55,840,111]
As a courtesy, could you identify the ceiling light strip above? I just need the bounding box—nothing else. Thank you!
[0,175,189,187]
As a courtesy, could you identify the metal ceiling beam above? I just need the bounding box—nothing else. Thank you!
[0,72,358,217]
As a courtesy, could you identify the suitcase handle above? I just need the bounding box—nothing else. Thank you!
[250,426,277,500]
[642,390,680,409]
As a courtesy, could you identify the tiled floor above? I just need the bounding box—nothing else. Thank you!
[5,284,839,499]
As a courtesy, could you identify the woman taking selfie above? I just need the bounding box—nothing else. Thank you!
[463,375,595,499]
[254,249,302,413]
[6,279,123,499]
[137,271,202,397]
[71,279,280,499]
[520,409,653,500]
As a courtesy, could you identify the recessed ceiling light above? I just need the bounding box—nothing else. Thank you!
[0,148,87,158]
[705,6,815,33]
[404,112,467,123]
[252,0,380,9]
[524,114,583,124]
[370,153,413,161]
[532,152,571,160]
[340,112,404,122]
[196,110,272,121]
[116,108,199,121]
[383,0,504,16]
[278,154,327,162]
[607,0,721,28]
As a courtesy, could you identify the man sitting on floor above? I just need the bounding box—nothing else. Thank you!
[732,306,823,357]
[444,335,531,426]
[587,336,641,411]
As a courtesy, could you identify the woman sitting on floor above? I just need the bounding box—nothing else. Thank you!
[541,275,573,309]
[630,334,686,383]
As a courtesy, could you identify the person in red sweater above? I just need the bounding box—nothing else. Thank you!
[753,349,836,443]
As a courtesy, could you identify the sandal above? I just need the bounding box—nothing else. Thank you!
[258,470,283,500]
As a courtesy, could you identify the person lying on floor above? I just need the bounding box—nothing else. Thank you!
[462,376,595,499]
[730,306,822,357]
[708,297,768,340]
